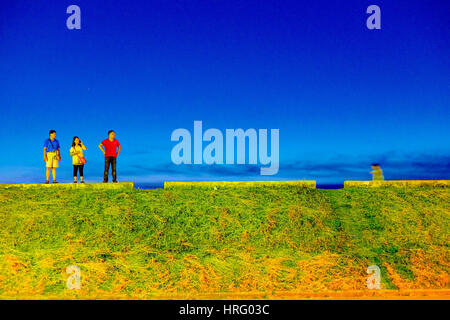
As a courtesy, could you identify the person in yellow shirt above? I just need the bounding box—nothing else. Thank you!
[370,163,384,181]
[70,136,87,183]
[43,130,61,184]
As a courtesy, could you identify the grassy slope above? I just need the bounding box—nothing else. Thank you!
[0,186,448,299]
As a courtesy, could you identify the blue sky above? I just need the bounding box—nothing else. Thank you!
[0,0,449,185]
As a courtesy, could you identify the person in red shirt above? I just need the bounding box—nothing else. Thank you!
[98,130,121,182]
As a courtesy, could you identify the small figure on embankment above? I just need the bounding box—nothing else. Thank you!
[70,136,87,183]
[370,163,384,181]
[43,130,61,184]
[99,130,121,183]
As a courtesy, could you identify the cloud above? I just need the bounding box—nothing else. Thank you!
[2,151,448,184]
[279,152,450,181]
[121,162,261,178]
[120,151,450,183]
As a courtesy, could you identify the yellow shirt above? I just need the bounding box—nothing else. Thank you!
[70,145,87,165]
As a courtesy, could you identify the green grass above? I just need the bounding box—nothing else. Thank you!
[0,185,448,298]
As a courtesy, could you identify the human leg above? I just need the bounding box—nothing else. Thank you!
[104,157,111,182]
[79,165,84,182]
[73,165,78,182]
[111,157,117,182]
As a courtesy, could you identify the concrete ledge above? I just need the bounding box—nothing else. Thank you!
[344,180,450,188]
[0,182,135,190]
[164,180,316,188]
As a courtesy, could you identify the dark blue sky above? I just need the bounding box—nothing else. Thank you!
[0,0,449,184]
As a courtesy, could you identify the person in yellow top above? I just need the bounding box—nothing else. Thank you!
[70,136,87,183]
[370,163,384,181]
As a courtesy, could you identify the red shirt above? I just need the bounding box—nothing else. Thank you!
[102,139,120,157]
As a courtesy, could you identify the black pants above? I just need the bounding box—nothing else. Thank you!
[104,157,117,182]
[73,165,84,177]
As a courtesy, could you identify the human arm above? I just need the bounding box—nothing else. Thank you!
[43,147,48,162]
[99,143,106,155]
[116,144,122,157]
